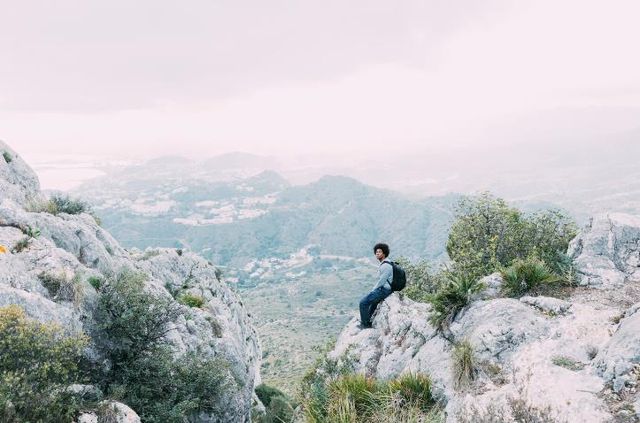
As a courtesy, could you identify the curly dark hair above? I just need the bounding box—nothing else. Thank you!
[373,243,390,257]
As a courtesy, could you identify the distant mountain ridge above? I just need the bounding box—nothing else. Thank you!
[75,166,458,267]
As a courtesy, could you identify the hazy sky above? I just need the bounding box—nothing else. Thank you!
[2,0,640,161]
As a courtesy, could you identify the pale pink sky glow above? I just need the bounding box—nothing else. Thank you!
[1,0,639,162]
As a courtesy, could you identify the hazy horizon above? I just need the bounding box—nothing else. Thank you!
[3,1,640,191]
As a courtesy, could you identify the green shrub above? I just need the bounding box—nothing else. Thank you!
[88,276,104,291]
[255,384,296,423]
[93,269,182,372]
[256,383,288,407]
[300,343,355,423]
[0,305,88,422]
[11,237,31,253]
[446,193,577,280]
[266,395,295,423]
[113,348,234,422]
[141,249,161,260]
[23,225,41,239]
[328,374,379,419]
[387,373,435,411]
[48,195,90,215]
[427,270,483,329]
[301,347,440,423]
[452,340,476,389]
[93,269,235,422]
[2,151,12,163]
[501,257,562,297]
[178,293,205,308]
[301,371,441,423]
[397,257,446,303]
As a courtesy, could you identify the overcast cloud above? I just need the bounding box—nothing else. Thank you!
[1,0,639,160]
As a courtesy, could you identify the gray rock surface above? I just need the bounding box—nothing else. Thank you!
[520,295,572,316]
[326,213,640,422]
[0,140,44,207]
[0,142,261,423]
[569,213,640,287]
[595,302,640,392]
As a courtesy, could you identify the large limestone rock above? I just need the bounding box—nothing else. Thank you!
[569,213,640,288]
[326,215,640,421]
[0,140,44,207]
[329,293,614,422]
[0,142,261,422]
[595,303,640,392]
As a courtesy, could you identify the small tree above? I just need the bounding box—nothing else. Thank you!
[446,193,576,280]
[94,269,182,379]
[93,269,235,422]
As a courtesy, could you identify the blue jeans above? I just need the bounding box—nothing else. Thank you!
[359,286,392,326]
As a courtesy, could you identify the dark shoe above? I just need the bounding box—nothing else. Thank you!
[357,323,372,330]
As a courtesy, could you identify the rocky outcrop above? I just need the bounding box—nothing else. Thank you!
[0,142,261,422]
[0,140,44,207]
[595,303,640,392]
[569,213,640,288]
[327,213,640,422]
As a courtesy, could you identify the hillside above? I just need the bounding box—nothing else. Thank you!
[0,141,262,422]
[74,166,458,267]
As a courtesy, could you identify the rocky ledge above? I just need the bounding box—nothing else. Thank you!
[327,213,640,422]
[0,140,262,422]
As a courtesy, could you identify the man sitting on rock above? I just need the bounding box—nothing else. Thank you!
[358,243,393,329]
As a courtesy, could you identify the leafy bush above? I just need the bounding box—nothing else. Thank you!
[397,257,446,303]
[0,305,88,422]
[256,383,288,407]
[46,195,91,215]
[452,340,476,389]
[112,348,234,422]
[23,225,41,238]
[93,269,234,422]
[255,384,296,423]
[93,269,182,375]
[427,270,483,329]
[446,193,577,280]
[501,257,562,297]
[2,151,12,163]
[87,276,104,291]
[178,293,205,308]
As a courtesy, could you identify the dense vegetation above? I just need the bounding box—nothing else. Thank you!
[403,193,578,328]
[0,269,237,422]
[255,383,297,423]
[0,305,88,422]
[92,269,235,422]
